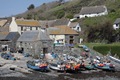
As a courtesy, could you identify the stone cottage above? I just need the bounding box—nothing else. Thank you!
[17,29,53,57]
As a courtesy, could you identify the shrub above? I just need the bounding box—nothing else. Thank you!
[56,10,65,19]
[66,13,73,19]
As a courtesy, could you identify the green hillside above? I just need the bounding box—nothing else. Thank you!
[16,0,120,20]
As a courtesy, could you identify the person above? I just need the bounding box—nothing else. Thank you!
[80,59,85,68]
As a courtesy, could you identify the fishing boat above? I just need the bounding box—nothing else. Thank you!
[1,53,16,60]
[49,61,66,72]
[65,61,81,72]
[27,60,48,71]
[109,56,120,64]
[94,63,115,71]
[84,64,96,70]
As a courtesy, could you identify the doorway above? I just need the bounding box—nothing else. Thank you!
[43,48,48,54]
[69,40,74,44]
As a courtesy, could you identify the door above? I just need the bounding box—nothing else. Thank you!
[69,40,74,44]
[43,48,48,54]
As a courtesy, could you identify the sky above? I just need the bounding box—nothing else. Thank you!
[0,0,55,18]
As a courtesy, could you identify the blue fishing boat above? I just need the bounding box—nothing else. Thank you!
[1,53,16,60]
[94,63,115,71]
[84,64,96,70]
[27,60,48,71]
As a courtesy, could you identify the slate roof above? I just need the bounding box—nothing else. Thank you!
[80,5,107,15]
[0,32,20,41]
[48,25,78,35]
[39,20,55,28]
[50,19,70,27]
[114,18,120,24]
[6,32,20,41]
[16,19,40,27]
[17,30,51,42]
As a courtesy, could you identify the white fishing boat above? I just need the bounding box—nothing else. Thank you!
[49,61,66,72]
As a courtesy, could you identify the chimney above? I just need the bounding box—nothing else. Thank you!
[45,23,49,35]
[12,17,15,21]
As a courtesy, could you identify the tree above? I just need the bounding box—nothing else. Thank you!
[27,4,35,10]
[86,20,114,43]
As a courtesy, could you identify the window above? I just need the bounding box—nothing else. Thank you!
[85,16,88,18]
[77,27,79,30]
[43,41,47,44]
[70,36,73,38]
[30,27,32,30]
[24,28,26,31]
[20,42,22,46]
[116,24,119,26]
[25,43,27,46]
[77,17,79,19]
[36,27,38,30]
[57,40,59,43]
[21,26,23,31]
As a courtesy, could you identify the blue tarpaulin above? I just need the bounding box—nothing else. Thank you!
[51,52,58,58]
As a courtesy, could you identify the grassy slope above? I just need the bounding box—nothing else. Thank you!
[16,0,120,20]
[84,43,120,57]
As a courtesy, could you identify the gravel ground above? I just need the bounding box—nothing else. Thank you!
[0,71,120,80]
[0,50,120,80]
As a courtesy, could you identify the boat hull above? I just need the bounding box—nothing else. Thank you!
[27,61,48,71]
[94,64,115,71]
[84,65,96,70]
[49,64,65,72]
